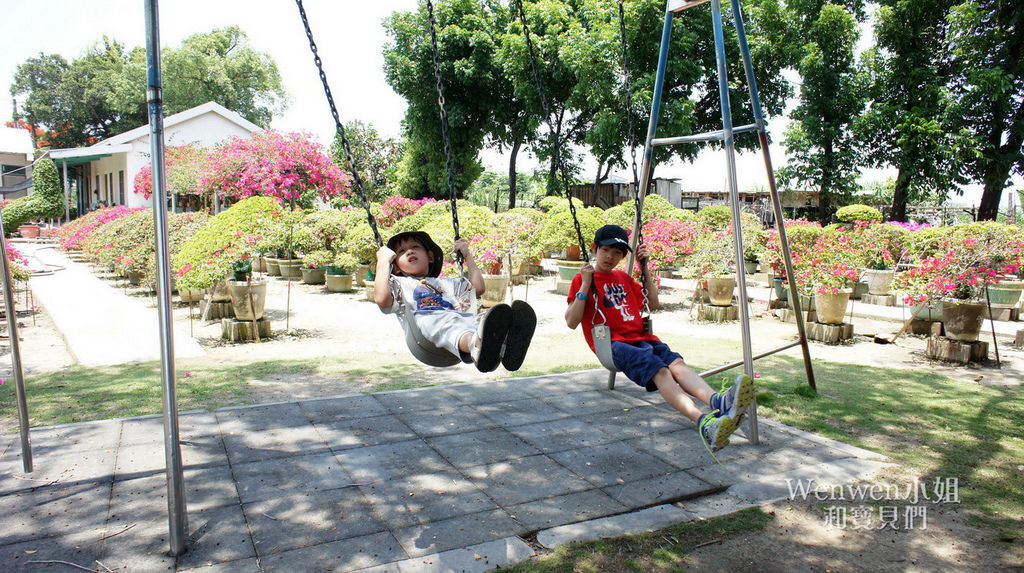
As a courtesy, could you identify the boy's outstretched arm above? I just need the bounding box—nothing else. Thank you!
[636,243,659,311]
[374,245,396,310]
[454,238,486,296]
[565,262,594,329]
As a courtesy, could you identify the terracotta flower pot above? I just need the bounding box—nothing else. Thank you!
[18,224,41,238]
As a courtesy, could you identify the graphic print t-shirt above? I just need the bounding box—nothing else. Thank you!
[387,275,477,316]
[567,270,659,353]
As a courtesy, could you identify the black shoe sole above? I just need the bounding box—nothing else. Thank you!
[476,304,512,372]
[501,300,537,371]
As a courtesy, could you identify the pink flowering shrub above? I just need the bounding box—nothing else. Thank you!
[893,235,1024,304]
[48,206,144,251]
[641,219,700,271]
[6,245,31,282]
[133,144,210,200]
[199,130,352,206]
[378,196,437,228]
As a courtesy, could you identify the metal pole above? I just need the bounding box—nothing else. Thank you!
[710,0,757,444]
[0,208,32,473]
[144,0,188,555]
[730,0,816,390]
[62,160,70,223]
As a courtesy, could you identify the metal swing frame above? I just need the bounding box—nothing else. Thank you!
[600,0,818,444]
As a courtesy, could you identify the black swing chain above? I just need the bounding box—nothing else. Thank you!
[294,0,382,247]
[425,0,464,270]
[513,0,590,264]
[617,0,650,315]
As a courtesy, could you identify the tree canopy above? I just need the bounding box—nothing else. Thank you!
[10,27,285,149]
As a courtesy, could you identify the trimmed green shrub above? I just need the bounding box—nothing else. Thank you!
[835,204,883,224]
[537,207,606,254]
[173,196,283,289]
[695,205,734,231]
[2,158,64,234]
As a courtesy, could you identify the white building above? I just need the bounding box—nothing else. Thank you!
[48,101,261,213]
[0,126,35,199]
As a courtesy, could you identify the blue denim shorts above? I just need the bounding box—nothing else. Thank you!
[612,340,683,391]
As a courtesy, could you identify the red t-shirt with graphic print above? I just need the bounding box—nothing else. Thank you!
[567,269,660,353]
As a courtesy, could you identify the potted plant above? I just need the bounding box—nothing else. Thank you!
[802,263,860,325]
[231,257,253,282]
[684,228,738,306]
[538,208,605,279]
[300,249,332,285]
[852,222,907,295]
[325,252,357,293]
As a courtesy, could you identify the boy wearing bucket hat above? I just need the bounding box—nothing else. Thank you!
[375,230,536,372]
[565,224,754,452]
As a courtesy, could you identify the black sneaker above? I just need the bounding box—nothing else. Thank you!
[473,304,512,372]
[500,300,537,371]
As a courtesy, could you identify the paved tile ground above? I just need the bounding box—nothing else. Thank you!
[0,371,887,572]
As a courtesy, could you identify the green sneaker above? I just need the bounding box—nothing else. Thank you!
[712,374,755,421]
[698,412,743,452]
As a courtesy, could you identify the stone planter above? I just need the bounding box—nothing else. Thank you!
[851,281,869,300]
[364,279,376,301]
[862,269,895,296]
[178,287,205,304]
[706,276,736,306]
[325,273,353,293]
[355,264,370,287]
[227,279,267,321]
[255,255,269,273]
[265,257,281,276]
[301,267,326,285]
[480,274,509,308]
[743,260,758,274]
[278,259,302,279]
[986,281,1024,308]
[210,280,231,302]
[557,260,586,281]
[941,300,986,342]
[814,289,852,325]
[127,270,144,286]
[772,277,788,301]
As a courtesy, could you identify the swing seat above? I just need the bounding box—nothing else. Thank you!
[592,325,618,372]
[401,303,461,367]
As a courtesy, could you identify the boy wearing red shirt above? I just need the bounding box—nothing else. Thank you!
[565,225,753,451]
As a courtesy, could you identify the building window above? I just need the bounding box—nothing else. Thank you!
[118,171,125,204]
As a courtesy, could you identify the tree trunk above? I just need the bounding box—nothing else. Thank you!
[889,169,911,222]
[507,138,521,211]
[977,105,1024,221]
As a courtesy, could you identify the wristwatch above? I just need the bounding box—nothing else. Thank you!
[575,291,588,301]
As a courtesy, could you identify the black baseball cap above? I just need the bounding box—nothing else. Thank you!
[593,224,632,252]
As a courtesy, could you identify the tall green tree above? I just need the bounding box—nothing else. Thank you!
[778,2,868,223]
[945,0,1024,220]
[857,0,968,221]
[10,28,284,149]
[330,120,402,201]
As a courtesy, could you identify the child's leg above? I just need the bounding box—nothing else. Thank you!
[651,367,706,424]
[667,358,716,406]
[457,331,474,354]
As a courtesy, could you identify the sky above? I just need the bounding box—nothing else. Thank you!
[1,0,1018,208]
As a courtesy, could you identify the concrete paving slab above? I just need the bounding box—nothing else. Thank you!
[601,470,719,507]
[110,464,238,514]
[536,503,694,548]
[300,393,390,422]
[221,423,329,464]
[351,537,534,573]
[335,439,457,484]
[0,530,104,573]
[374,387,465,414]
[507,417,620,452]
[424,428,540,469]
[23,243,204,365]
[396,405,498,437]
[360,471,497,529]
[391,509,526,559]
[476,397,571,427]
[506,489,628,531]
[231,452,355,504]
[245,487,387,555]
[315,414,419,451]
[461,454,593,506]
[258,530,407,572]
[548,441,680,487]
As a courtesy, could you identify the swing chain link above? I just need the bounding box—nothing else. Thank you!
[513,0,589,263]
[425,0,463,270]
[294,0,382,247]
[617,0,650,316]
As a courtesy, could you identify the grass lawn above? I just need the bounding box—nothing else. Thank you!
[2,351,1020,568]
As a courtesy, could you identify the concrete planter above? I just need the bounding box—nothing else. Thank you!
[557,260,586,281]
[480,275,509,308]
[227,279,267,321]
[814,289,852,325]
[210,280,231,302]
[178,287,205,304]
[862,269,895,295]
[941,300,986,342]
[325,273,353,293]
[301,267,326,285]
[265,257,281,276]
[986,281,1024,308]
[278,260,302,279]
[706,276,736,306]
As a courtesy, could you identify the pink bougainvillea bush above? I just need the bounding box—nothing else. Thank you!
[6,244,32,282]
[377,196,437,228]
[47,206,144,251]
[133,144,210,200]
[641,219,700,271]
[199,130,352,206]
